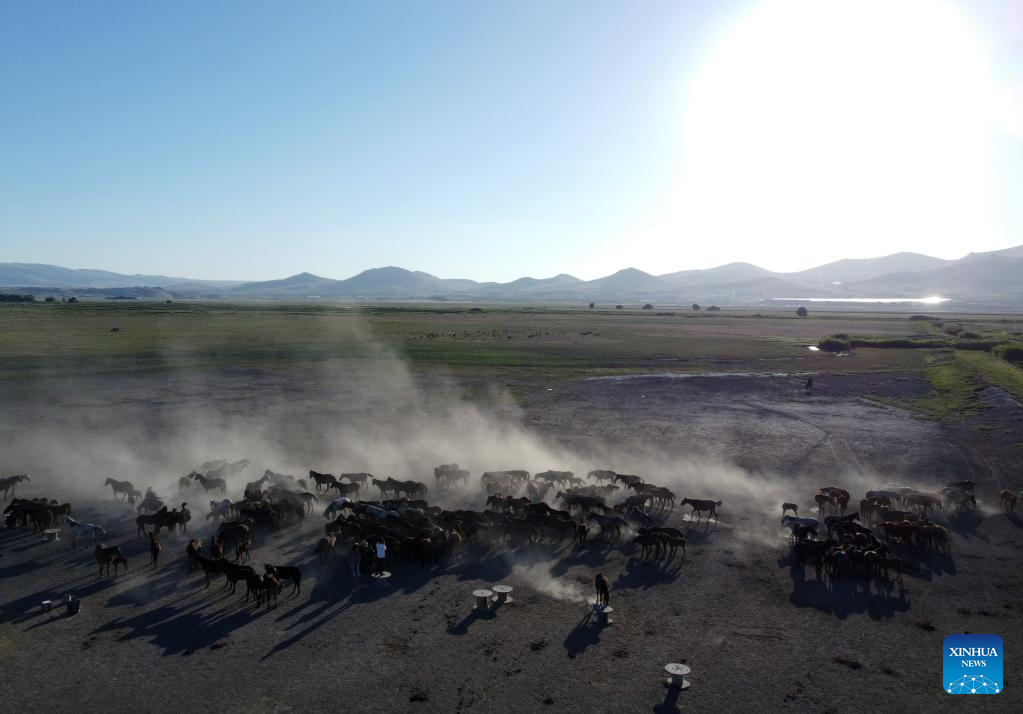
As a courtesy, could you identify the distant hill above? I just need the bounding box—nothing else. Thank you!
[4,245,1022,307]
[0,262,240,290]
[845,254,1023,303]
[787,252,953,285]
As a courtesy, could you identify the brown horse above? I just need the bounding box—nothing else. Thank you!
[94,544,128,577]
[234,539,252,564]
[782,502,799,516]
[315,534,336,564]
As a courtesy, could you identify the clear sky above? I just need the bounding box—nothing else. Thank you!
[1,0,1021,282]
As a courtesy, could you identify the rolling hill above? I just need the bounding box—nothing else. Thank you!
[3,244,1021,307]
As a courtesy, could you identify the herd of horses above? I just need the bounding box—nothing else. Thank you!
[7,457,1013,621]
[780,480,980,582]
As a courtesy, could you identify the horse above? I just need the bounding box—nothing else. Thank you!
[322,498,353,520]
[193,552,225,587]
[327,481,360,500]
[814,491,837,514]
[309,470,338,492]
[315,535,337,564]
[372,478,400,500]
[632,532,666,561]
[947,480,977,495]
[136,506,169,537]
[395,480,428,499]
[94,544,128,576]
[587,470,617,484]
[192,472,226,494]
[234,539,252,564]
[64,515,106,546]
[586,512,628,542]
[0,474,30,502]
[103,477,135,500]
[1000,490,1018,512]
[680,497,722,522]
[264,564,301,595]
[341,473,372,489]
[782,502,799,516]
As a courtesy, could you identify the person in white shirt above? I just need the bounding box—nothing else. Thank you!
[375,540,387,574]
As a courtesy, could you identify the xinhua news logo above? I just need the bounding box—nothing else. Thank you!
[944,634,1002,694]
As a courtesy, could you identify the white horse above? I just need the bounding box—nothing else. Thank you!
[64,515,107,546]
[322,497,353,520]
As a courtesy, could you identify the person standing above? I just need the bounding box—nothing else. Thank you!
[375,539,387,575]
[350,540,362,577]
[594,572,610,607]
[576,519,588,549]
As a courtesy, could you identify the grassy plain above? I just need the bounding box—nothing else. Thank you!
[2,301,1020,417]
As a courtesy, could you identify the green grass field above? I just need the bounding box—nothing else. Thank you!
[1,302,1021,417]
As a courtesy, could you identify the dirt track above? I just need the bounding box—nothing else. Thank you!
[1,371,1021,712]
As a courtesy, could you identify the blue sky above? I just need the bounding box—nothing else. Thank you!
[1,1,1021,281]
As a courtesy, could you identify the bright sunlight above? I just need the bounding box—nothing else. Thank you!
[674,0,1000,270]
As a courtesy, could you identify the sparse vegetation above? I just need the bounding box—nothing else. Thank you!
[795,306,808,316]
[817,338,850,352]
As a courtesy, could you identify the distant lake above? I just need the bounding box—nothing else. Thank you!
[773,296,949,305]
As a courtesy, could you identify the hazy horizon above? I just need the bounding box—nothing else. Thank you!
[2,0,1021,282]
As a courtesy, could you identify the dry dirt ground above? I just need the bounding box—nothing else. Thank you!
[1,369,1021,713]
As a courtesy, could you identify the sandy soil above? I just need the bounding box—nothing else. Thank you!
[1,370,1021,712]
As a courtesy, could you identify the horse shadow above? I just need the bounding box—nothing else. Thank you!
[445,606,496,636]
[1004,512,1022,528]
[563,611,607,658]
[105,566,190,607]
[784,555,910,619]
[550,547,616,577]
[945,511,988,541]
[902,549,955,577]
[92,597,275,655]
[611,556,683,591]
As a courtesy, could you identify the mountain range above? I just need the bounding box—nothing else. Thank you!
[1,245,1021,307]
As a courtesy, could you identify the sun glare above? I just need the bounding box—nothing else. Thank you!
[675,0,999,270]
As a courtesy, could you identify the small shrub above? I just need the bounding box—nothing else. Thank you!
[641,303,653,310]
[818,338,850,352]
[692,303,701,311]
[993,343,1023,364]
[832,333,848,340]
[615,305,623,310]
[909,315,931,320]
[588,302,594,309]
[44,296,56,303]
[707,305,720,311]
[796,306,808,317]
